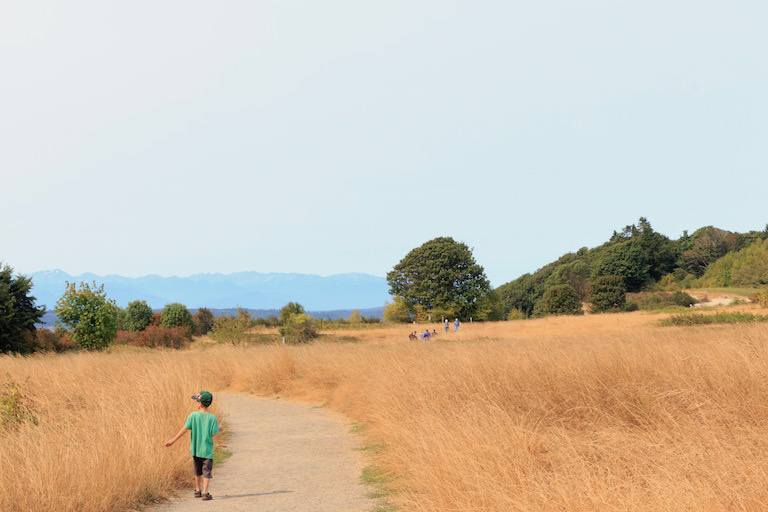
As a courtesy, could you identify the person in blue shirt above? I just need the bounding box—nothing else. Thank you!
[454,318,460,332]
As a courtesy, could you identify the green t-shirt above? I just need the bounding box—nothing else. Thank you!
[184,411,219,459]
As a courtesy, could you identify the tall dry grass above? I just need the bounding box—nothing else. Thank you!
[4,308,768,511]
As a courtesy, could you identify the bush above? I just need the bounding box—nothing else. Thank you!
[254,315,281,328]
[160,303,195,334]
[280,302,305,323]
[671,291,698,307]
[278,313,319,343]
[658,311,768,327]
[210,308,253,344]
[55,282,119,351]
[28,328,77,353]
[589,276,627,313]
[125,300,154,332]
[1,379,38,430]
[627,291,696,311]
[751,288,768,307]
[383,298,413,323]
[194,307,214,335]
[534,284,583,316]
[132,325,189,349]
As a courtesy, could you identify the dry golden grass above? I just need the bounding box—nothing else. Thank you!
[3,306,768,511]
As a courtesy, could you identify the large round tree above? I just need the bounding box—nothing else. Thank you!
[387,237,490,320]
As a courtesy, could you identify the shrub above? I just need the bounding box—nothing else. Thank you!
[280,302,305,323]
[0,379,38,430]
[752,288,768,307]
[210,308,253,344]
[132,325,188,349]
[671,291,698,307]
[125,300,154,332]
[194,307,214,335]
[658,311,768,327]
[534,284,583,316]
[55,282,119,351]
[589,275,627,313]
[254,315,281,328]
[383,298,413,323]
[28,328,77,352]
[160,303,195,334]
[507,309,526,320]
[113,330,137,345]
[278,313,319,343]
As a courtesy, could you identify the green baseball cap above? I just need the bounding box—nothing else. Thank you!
[191,391,213,406]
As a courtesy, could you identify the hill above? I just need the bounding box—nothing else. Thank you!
[497,219,768,318]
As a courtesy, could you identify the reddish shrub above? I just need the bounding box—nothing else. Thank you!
[29,328,78,352]
[133,325,188,349]
[113,330,137,345]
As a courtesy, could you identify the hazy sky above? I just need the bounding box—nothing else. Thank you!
[2,1,766,287]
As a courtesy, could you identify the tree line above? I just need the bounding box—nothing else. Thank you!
[496,218,768,318]
[0,267,380,353]
[3,218,767,352]
[383,220,768,323]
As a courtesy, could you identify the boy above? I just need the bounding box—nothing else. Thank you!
[165,391,222,501]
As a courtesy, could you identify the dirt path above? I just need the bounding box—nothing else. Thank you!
[153,393,376,512]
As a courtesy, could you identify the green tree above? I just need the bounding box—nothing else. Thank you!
[383,297,413,323]
[473,288,505,321]
[125,300,154,332]
[280,302,305,323]
[592,240,650,292]
[210,308,252,344]
[55,281,118,351]
[699,238,768,287]
[387,237,490,319]
[534,284,583,316]
[678,226,744,277]
[0,264,46,353]
[160,303,195,333]
[278,312,318,343]
[194,307,215,335]
[589,275,627,313]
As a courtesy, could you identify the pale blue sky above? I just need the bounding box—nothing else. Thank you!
[2,1,766,287]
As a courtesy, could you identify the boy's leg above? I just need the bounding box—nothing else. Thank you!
[194,474,202,492]
[201,458,213,498]
[193,457,204,492]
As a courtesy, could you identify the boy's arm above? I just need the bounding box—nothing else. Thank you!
[164,427,189,447]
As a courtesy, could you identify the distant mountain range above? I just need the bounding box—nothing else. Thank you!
[28,270,391,312]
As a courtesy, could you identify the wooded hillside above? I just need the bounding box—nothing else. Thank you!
[497,218,768,318]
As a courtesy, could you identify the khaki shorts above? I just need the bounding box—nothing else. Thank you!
[193,456,213,479]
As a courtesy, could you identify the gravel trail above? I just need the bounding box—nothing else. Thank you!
[153,392,376,512]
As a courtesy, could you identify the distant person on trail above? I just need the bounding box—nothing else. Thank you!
[454,318,460,332]
[444,319,449,332]
[165,391,222,501]
[423,329,430,340]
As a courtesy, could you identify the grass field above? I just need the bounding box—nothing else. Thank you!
[3,303,768,511]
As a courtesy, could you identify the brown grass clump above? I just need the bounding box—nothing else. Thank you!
[4,307,768,511]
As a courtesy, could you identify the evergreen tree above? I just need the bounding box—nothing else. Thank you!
[0,264,46,353]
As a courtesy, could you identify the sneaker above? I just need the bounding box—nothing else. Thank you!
[201,493,212,501]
